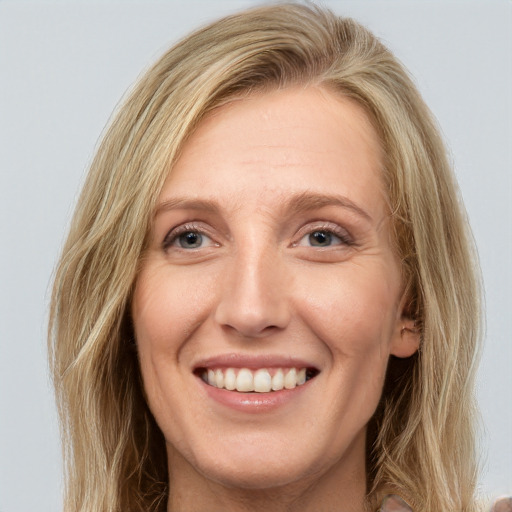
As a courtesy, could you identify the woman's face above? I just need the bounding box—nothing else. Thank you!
[132,87,418,491]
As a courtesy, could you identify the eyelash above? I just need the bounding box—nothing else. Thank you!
[162,222,354,251]
[162,223,215,250]
[294,222,354,248]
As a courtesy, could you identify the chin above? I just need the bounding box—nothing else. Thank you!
[198,456,319,491]
[169,431,348,492]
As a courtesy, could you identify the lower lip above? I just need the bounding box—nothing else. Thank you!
[198,377,312,413]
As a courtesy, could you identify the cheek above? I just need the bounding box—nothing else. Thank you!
[132,264,218,354]
[131,264,223,442]
[294,260,402,414]
[131,265,215,411]
[296,261,401,358]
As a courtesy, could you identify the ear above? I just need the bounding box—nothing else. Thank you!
[390,296,421,358]
[390,317,420,358]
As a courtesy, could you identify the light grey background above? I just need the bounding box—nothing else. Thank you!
[0,1,510,510]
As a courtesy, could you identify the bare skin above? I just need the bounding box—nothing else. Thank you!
[380,495,413,512]
[167,431,367,512]
[132,86,420,512]
[492,497,512,512]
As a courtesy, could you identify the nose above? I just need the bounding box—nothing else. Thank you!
[214,244,291,338]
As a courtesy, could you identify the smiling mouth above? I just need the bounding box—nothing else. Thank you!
[196,367,319,393]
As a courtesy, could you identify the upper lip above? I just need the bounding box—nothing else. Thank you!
[192,353,320,371]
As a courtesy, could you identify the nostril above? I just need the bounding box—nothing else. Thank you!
[214,273,291,338]
[219,320,286,340]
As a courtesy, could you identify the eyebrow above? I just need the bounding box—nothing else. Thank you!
[154,191,372,222]
[285,191,372,222]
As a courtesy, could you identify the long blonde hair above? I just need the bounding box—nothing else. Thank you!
[49,4,482,511]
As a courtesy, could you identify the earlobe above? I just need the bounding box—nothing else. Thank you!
[391,317,420,358]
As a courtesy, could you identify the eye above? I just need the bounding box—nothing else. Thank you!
[163,224,216,251]
[307,230,339,247]
[295,226,351,248]
[176,231,205,249]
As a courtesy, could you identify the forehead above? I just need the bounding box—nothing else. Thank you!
[161,86,387,220]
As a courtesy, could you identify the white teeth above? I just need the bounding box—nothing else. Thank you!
[224,368,236,390]
[271,369,284,391]
[253,369,272,393]
[284,368,297,389]
[236,368,254,392]
[201,367,314,393]
[215,369,224,388]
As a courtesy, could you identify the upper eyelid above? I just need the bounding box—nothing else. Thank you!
[162,222,215,248]
[159,219,354,247]
[294,221,352,239]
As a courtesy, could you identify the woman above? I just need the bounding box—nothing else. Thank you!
[49,4,484,511]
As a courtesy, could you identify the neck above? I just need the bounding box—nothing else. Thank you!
[166,431,369,512]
